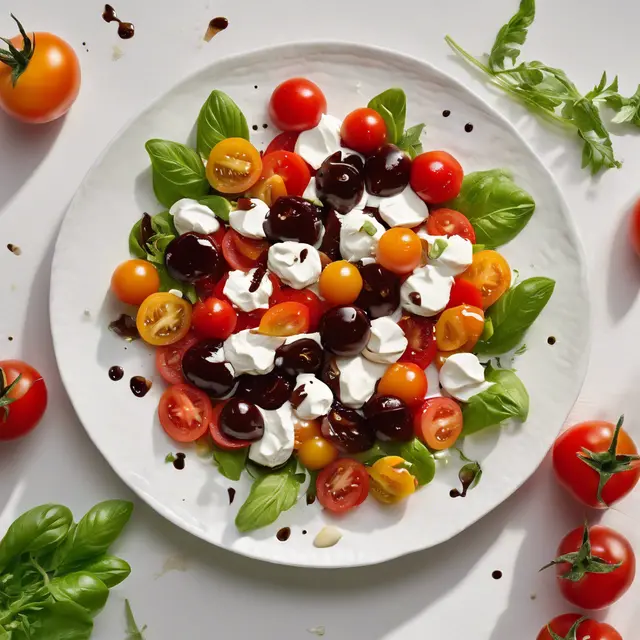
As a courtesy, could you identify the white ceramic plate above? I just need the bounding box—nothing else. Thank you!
[50,43,590,568]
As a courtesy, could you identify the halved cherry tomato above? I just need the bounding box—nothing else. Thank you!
[368,456,417,504]
[537,614,622,640]
[137,292,192,346]
[435,304,484,352]
[316,459,370,513]
[298,436,339,470]
[340,108,387,154]
[272,287,324,331]
[247,174,287,207]
[397,315,437,370]
[265,131,300,155]
[0,360,47,440]
[258,302,310,336]
[191,297,237,340]
[221,229,269,272]
[414,398,463,450]
[377,228,422,275]
[260,151,311,197]
[377,363,427,407]
[269,78,327,132]
[110,259,160,306]
[206,138,262,193]
[209,402,253,450]
[319,260,363,305]
[156,333,200,385]
[459,250,511,309]
[294,419,322,449]
[158,384,213,443]
[426,208,476,243]
[410,151,464,205]
[446,278,483,309]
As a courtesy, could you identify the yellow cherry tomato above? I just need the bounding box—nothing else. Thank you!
[111,259,160,306]
[297,436,339,470]
[136,292,192,346]
[294,419,322,449]
[319,260,363,305]
[368,456,417,504]
[247,174,287,206]
[435,304,485,352]
[206,138,263,194]
[459,250,511,309]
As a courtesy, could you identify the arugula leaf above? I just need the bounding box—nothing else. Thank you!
[368,88,407,144]
[198,195,232,222]
[145,139,209,208]
[487,0,535,71]
[235,465,302,532]
[476,277,555,355]
[605,84,640,126]
[213,446,247,482]
[197,90,250,158]
[48,572,109,617]
[397,123,425,158]
[128,219,147,259]
[125,599,147,639]
[78,555,131,588]
[448,169,535,246]
[462,364,529,435]
[586,71,620,104]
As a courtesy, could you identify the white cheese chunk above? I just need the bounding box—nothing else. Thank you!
[440,353,493,402]
[223,268,273,312]
[249,403,295,468]
[292,374,334,420]
[228,198,269,240]
[339,211,385,263]
[267,241,322,289]
[417,231,473,277]
[336,356,388,408]
[224,329,284,376]
[369,188,429,228]
[400,265,453,317]
[170,198,221,235]
[363,316,408,364]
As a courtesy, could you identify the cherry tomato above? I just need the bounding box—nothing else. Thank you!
[414,398,463,450]
[435,304,484,352]
[397,315,437,370]
[459,250,511,309]
[377,228,422,275]
[377,363,427,407]
[319,261,363,305]
[260,151,311,197]
[537,614,622,640]
[155,333,200,385]
[269,78,327,132]
[426,208,476,243]
[235,309,267,333]
[446,278,483,309]
[368,455,417,504]
[158,384,213,443]
[191,297,237,340]
[206,138,262,193]
[553,417,640,508]
[136,292,192,346]
[294,419,322,449]
[110,259,160,306]
[298,436,339,470]
[247,174,288,207]
[258,302,310,337]
[209,402,253,450]
[265,131,300,155]
[272,287,324,331]
[221,229,269,272]
[340,108,387,154]
[0,360,47,440]
[547,523,635,610]
[316,459,370,513]
[0,17,80,123]
[411,151,464,205]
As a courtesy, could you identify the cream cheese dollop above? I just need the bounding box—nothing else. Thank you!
[267,241,322,289]
[400,265,453,317]
[439,353,493,402]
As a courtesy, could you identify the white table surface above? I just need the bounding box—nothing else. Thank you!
[2,0,640,637]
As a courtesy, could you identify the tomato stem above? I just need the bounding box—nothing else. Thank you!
[0,15,36,86]
[546,617,586,640]
[0,369,22,422]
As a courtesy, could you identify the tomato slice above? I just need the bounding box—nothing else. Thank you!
[272,287,324,331]
[265,131,300,155]
[446,278,483,309]
[209,402,253,450]
[221,229,268,272]
[260,151,311,197]
[136,292,192,346]
[247,174,288,206]
[426,208,476,243]
[368,456,417,504]
[414,398,463,450]
[316,459,370,513]
[258,302,310,337]
[459,250,511,309]
[435,305,485,352]
[158,384,213,443]
[206,138,262,193]
[156,333,200,385]
[397,315,437,370]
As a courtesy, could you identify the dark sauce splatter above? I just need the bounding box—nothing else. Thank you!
[409,292,422,306]
[450,460,481,498]
[109,314,139,341]
[306,493,316,506]
[7,244,21,256]
[227,487,236,504]
[8,336,13,342]
[102,4,135,39]
[108,366,124,381]
[204,16,228,41]
[290,385,308,409]
[130,376,152,397]
[442,109,451,117]
[252,124,259,131]
[276,527,291,542]
[492,570,503,580]
[262,123,269,129]
[464,123,474,133]
[140,212,154,248]
[299,248,309,263]
[302,530,307,535]
[547,336,556,345]
[173,452,186,470]
[254,85,258,89]
[248,263,267,293]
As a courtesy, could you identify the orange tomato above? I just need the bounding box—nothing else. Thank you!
[377,363,427,406]
[206,138,262,193]
[297,436,339,470]
[247,174,287,206]
[111,259,160,306]
[376,228,422,275]
[258,302,310,337]
[294,419,322,449]
[435,305,484,352]
[319,261,363,305]
[459,250,511,309]
[136,293,192,346]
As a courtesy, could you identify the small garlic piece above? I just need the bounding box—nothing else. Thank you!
[313,526,343,548]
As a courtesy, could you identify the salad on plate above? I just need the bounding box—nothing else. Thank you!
[109,76,555,533]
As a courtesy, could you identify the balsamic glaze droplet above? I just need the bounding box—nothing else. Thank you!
[130,376,151,397]
[108,366,124,381]
[227,487,236,504]
[442,109,451,117]
[109,314,139,341]
[276,527,291,542]
[102,4,135,39]
[464,123,474,133]
[173,452,186,470]
[492,570,503,580]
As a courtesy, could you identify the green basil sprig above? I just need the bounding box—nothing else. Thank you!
[213,447,247,482]
[197,90,250,158]
[476,277,555,355]
[462,364,529,435]
[448,169,535,247]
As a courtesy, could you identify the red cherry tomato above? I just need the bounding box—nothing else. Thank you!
[269,78,327,132]
[537,614,622,640]
[261,151,311,197]
[155,333,200,385]
[410,151,464,205]
[446,278,483,309]
[397,315,437,369]
[552,417,640,508]
[631,198,640,256]
[272,287,324,331]
[426,208,476,243]
[340,108,387,154]
[0,360,47,440]
[191,297,237,340]
[235,309,267,333]
[221,229,268,272]
[158,384,213,443]
[414,397,463,450]
[209,402,253,450]
[316,459,370,513]
[265,131,300,155]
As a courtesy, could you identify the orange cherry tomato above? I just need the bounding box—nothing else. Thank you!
[368,456,417,504]
[294,419,322,449]
[136,292,192,346]
[319,260,363,305]
[377,363,427,407]
[247,174,288,206]
[297,436,339,470]
[435,304,485,352]
[459,250,511,309]
[258,302,310,336]
[111,259,160,306]
[376,228,422,275]
[206,138,262,193]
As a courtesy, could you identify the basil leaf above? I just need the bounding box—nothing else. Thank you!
[17,600,93,640]
[128,219,146,259]
[487,0,535,71]
[145,139,209,208]
[125,599,147,639]
[354,443,387,465]
[368,88,406,144]
[397,123,425,159]
[235,466,302,532]
[155,265,197,303]
[462,365,529,435]
[197,90,250,158]
[392,439,436,487]
[0,505,73,572]
[198,195,232,222]
[78,555,131,588]
[48,572,109,617]
[213,446,247,482]
[449,169,535,247]
[476,277,555,355]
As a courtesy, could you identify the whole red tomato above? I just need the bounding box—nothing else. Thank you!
[631,198,640,256]
[543,523,635,610]
[537,613,622,640]
[0,360,48,440]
